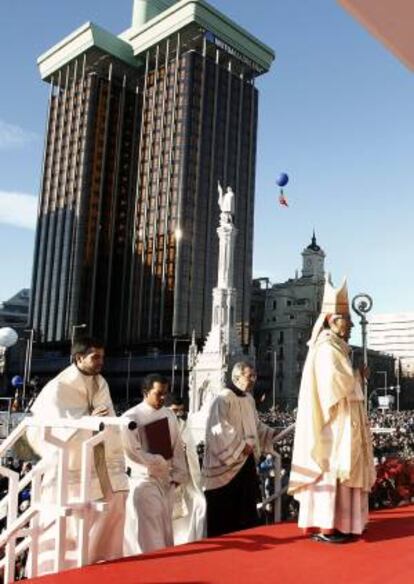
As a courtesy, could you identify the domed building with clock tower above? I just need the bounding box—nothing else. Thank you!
[251,233,326,407]
[301,231,326,279]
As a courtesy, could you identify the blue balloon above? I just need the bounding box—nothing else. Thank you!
[276,173,289,187]
[11,375,23,388]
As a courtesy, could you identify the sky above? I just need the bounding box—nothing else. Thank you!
[0,0,413,332]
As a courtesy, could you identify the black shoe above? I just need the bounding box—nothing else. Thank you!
[311,532,351,544]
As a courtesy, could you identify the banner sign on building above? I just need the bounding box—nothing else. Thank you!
[204,31,264,74]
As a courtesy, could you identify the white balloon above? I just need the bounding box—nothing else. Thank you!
[0,327,19,348]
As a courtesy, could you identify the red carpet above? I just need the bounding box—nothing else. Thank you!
[28,506,414,584]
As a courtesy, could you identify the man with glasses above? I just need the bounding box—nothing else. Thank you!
[203,361,276,536]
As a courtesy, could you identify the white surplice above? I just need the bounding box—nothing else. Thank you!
[202,389,275,491]
[121,402,188,555]
[172,418,206,544]
[26,364,128,575]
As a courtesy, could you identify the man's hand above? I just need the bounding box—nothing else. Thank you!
[242,443,254,456]
[91,405,109,417]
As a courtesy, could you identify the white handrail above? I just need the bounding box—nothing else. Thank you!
[78,431,109,566]
[0,414,133,583]
[272,423,295,445]
[0,461,48,522]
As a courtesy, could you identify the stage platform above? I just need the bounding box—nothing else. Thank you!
[28,505,414,584]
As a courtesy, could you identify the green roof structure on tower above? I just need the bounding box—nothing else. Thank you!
[38,22,141,81]
[132,0,179,28]
[123,0,274,74]
[38,0,274,82]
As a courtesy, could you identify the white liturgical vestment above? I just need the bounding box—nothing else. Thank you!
[122,402,188,555]
[172,419,206,544]
[202,389,275,491]
[27,364,128,574]
[289,330,375,534]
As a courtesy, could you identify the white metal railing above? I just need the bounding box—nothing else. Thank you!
[0,415,134,583]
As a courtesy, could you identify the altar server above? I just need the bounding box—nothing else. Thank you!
[122,374,188,554]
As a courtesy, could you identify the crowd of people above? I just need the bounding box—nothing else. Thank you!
[370,410,414,460]
[258,408,414,466]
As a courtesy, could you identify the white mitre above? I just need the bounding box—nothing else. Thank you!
[308,274,350,346]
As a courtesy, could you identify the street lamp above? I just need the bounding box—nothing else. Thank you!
[172,226,184,389]
[395,384,401,412]
[395,357,401,412]
[22,329,34,405]
[375,370,396,411]
[171,336,190,395]
[0,327,19,392]
[172,337,177,390]
[265,347,277,411]
[70,323,87,362]
[376,370,388,397]
[125,351,132,406]
[272,350,277,411]
[0,327,18,348]
[172,225,184,337]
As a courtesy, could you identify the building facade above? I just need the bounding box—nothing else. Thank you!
[251,237,402,410]
[0,289,30,385]
[368,313,414,377]
[29,0,274,350]
[251,234,326,407]
[0,289,29,328]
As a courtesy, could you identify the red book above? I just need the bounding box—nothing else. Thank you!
[143,417,173,460]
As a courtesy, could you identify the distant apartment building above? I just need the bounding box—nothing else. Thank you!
[368,313,414,377]
[251,234,326,407]
[0,289,29,328]
[251,236,396,409]
[0,289,30,380]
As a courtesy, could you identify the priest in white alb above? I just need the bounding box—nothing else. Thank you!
[202,362,276,536]
[26,338,128,574]
[288,277,375,543]
[121,374,188,555]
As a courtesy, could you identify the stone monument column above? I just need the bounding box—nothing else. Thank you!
[187,183,244,431]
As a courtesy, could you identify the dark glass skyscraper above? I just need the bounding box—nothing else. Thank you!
[29,0,274,349]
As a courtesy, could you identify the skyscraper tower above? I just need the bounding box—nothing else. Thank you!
[29,0,274,349]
